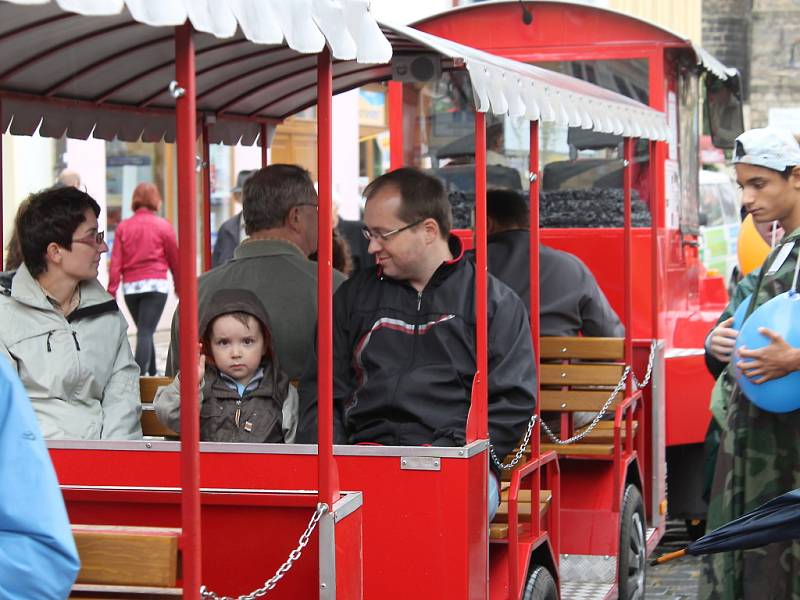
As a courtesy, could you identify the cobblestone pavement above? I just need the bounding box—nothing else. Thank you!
[647,520,702,599]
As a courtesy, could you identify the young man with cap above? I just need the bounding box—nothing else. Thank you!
[699,127,800,600]
[212,169,254,268]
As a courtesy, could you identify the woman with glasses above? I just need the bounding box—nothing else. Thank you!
[108,182,179,375]
[0,186,142,439]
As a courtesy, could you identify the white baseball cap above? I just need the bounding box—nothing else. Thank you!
[733,127,800,172]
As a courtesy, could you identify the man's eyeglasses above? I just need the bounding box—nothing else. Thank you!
[361,219,424,242]
[72,230,105,246]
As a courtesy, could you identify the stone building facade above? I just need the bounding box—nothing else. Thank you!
[703,0,800,130]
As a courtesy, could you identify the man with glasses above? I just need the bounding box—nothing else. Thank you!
[298,167,536,519]
[166,164,345,443]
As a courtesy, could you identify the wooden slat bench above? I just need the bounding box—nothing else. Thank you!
[70,524,182,598]
[490,488,552,540]
[537,337,635,457]
[139,376,177,438]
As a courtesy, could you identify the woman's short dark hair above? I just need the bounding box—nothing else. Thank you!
[363,167,452,238]
[19,186,101,277]
[242,164,317,234]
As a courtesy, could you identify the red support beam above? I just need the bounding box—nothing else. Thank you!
[316,47,340,510]
[650,139,659,339]
[466,111,488,442]
[174,23,202,599]
[388,81,403,169]
[623,137,634,381]
[529,120,540,458]
[260,123,268,167]
[202,121,212,272]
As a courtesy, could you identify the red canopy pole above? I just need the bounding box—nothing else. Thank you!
[260,123,269,167]
[201,121,212,272]
[623,137,634,383]
[649,139,659,340]
[529,120,540,456]
[466,111,488,442]
[175,23,202,598]
[317,46,339,508]
[388,81,404,169]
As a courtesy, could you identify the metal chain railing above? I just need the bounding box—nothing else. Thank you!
[490,414,537,470]
[541,365,631,445]
[631,340,657,390]
[200,502,328,600]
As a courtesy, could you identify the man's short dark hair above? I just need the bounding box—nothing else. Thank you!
[487,188,529,229]
[363,167,452,238]
[18,186,101,278]
[242,164,317,235]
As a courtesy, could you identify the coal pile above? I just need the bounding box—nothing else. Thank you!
[449,190,474,230]
[540,188,651,228]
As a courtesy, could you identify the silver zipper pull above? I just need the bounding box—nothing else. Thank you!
[417,291,422,311]
[235,401,241,427]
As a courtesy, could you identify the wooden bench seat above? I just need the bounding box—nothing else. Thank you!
[537,336,636,457]
[490,488,552,539]
[70,524,182,598]
[139,377,177,438]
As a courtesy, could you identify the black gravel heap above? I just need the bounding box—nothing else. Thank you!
[539,187,652,228]
[448,187,652,229]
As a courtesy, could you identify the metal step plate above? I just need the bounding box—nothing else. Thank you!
[560,581,615,600]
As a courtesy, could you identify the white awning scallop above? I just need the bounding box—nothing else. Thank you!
[0,2,667,145]
[388,23,669,141]
[0,0,393,64]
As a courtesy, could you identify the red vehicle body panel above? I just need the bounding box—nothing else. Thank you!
[416,3,721,447]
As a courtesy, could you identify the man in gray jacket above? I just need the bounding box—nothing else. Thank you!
[167,164,345,387]
[483,188,624,337]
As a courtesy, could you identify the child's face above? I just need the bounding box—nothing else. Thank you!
[208,314,266,385]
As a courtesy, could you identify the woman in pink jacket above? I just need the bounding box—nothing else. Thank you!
[108,183,179,375]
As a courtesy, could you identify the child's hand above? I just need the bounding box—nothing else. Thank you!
[197,353,206,384]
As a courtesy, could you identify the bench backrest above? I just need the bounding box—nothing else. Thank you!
[72,524,181,587]
[539,337,625,412]
[140,376,178,437]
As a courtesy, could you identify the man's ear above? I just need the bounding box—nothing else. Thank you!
[422,218,440,243]
[790,166,800,189]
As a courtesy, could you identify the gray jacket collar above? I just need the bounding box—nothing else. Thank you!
[10,263,115,315]
[233,239,308,261]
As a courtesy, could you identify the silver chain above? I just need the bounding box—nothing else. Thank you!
[200,502,328,600]
[631,340,657,390]
[490,414,537,470]
[541,365,631,445]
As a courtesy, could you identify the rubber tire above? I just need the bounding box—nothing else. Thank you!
[522,565,557,600]
[618,485,647,600]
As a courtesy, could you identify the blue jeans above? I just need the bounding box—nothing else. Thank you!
[488,472,500,521]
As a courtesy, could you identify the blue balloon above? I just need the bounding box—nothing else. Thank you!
[732,294,752,331]
[734,290,800,413]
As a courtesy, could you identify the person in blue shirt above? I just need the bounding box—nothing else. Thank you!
[0,357,80,598]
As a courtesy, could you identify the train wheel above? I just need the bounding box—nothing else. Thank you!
[618,484,646,600]
[522,565,557,600]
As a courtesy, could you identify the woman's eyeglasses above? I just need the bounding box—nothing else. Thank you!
[72,231,105,246]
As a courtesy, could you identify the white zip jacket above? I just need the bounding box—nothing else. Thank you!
[0,265,141,439]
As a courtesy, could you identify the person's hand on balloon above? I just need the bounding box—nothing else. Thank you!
[709,317,738,362]
[736,328,800,384]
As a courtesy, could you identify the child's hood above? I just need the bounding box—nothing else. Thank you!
[200,288,274,349]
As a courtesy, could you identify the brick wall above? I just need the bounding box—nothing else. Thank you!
[702,0,751,98]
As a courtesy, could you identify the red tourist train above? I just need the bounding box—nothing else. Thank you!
[0,1,740,598]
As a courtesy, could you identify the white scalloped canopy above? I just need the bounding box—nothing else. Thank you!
[0,0,668,145]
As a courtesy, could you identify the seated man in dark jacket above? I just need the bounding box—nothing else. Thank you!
[482,188,624,337]
[299,168,536,519]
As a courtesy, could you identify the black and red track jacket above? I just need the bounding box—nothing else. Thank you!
[298,236,536,461]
